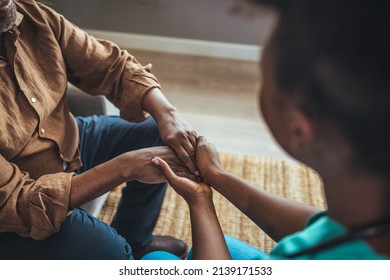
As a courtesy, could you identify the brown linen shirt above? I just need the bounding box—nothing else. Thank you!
[0,0,160,240]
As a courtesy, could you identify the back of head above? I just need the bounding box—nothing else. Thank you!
[250,0,390,177]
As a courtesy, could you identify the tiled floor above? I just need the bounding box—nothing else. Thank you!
[106,49,293,161]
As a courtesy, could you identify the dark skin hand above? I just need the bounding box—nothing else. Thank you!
[70,146,195,210]
[149,137,317,259]
[142,88,200,177]
[150,136,318,259]
[195,136,319,242]
[152,155,231,260]
[70,87,199,210]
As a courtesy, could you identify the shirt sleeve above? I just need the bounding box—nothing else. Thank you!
[0,154,73,240]
[37,3,161,122]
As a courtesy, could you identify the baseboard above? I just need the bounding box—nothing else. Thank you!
[85,29,261,62]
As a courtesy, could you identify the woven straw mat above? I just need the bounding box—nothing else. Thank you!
[98,152,326,253]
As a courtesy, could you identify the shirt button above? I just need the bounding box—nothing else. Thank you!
[31,97,37,103]
[40,128,45,134]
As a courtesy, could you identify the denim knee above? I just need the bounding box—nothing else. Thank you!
[53,208,133,259]
[0,208,133,260]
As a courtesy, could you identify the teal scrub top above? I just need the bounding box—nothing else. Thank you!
[267,212,389,260]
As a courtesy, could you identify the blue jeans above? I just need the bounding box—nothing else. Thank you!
[0,115,167,259]
[142,235,269,260]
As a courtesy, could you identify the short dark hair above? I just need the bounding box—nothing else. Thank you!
[251,0,390,176]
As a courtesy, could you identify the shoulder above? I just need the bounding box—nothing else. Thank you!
[15,0,65,37]
[15,0,40,11]
[270,214,388,260]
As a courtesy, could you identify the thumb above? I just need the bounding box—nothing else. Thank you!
[196,136,207,148]
[151,157,180,185]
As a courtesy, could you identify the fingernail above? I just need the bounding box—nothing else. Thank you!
[151,157,160,166]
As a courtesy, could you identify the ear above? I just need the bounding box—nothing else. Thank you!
[287,107,315,158]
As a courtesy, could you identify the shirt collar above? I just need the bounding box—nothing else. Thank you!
[15,12,24,27]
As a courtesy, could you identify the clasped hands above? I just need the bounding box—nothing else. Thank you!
[127,135,221,206]
[152,136,222,206]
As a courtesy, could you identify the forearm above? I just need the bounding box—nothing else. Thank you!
[142,87,177,122]
[142,88,199,175]
[70,146,189,210]
[208,170,320,242]
[189,197,231,260]
[69,155,130,209]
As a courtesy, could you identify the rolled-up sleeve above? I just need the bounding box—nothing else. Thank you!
[0,154,73,240]
[119,61,160,122]
[38,3,161,122]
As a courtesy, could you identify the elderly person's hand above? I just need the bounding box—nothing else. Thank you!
[142,88,199,177]
[123,146,196,185]
[157,111,199,173]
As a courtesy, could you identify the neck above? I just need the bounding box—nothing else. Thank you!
[325,170,389,225]
[322,168,390,255]
[0,0,16,33]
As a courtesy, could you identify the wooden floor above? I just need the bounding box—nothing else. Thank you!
[106,49,292,161]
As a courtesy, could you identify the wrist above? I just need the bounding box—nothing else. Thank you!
[203,167,226,188]
[188,194,215,211]
[116,152,136,181]
[154,105,178,125]
[142,88,177,122]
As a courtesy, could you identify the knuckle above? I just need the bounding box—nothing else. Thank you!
[176,171,186,177]
[181,153,191,163]
[165,137,175,146]
[197,142,207,149]
[186,130,197,137]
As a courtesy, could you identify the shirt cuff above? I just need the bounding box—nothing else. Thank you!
[22,172,74,240]
[119,63,161,122]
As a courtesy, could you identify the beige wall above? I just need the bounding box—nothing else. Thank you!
[53,0,273,45]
